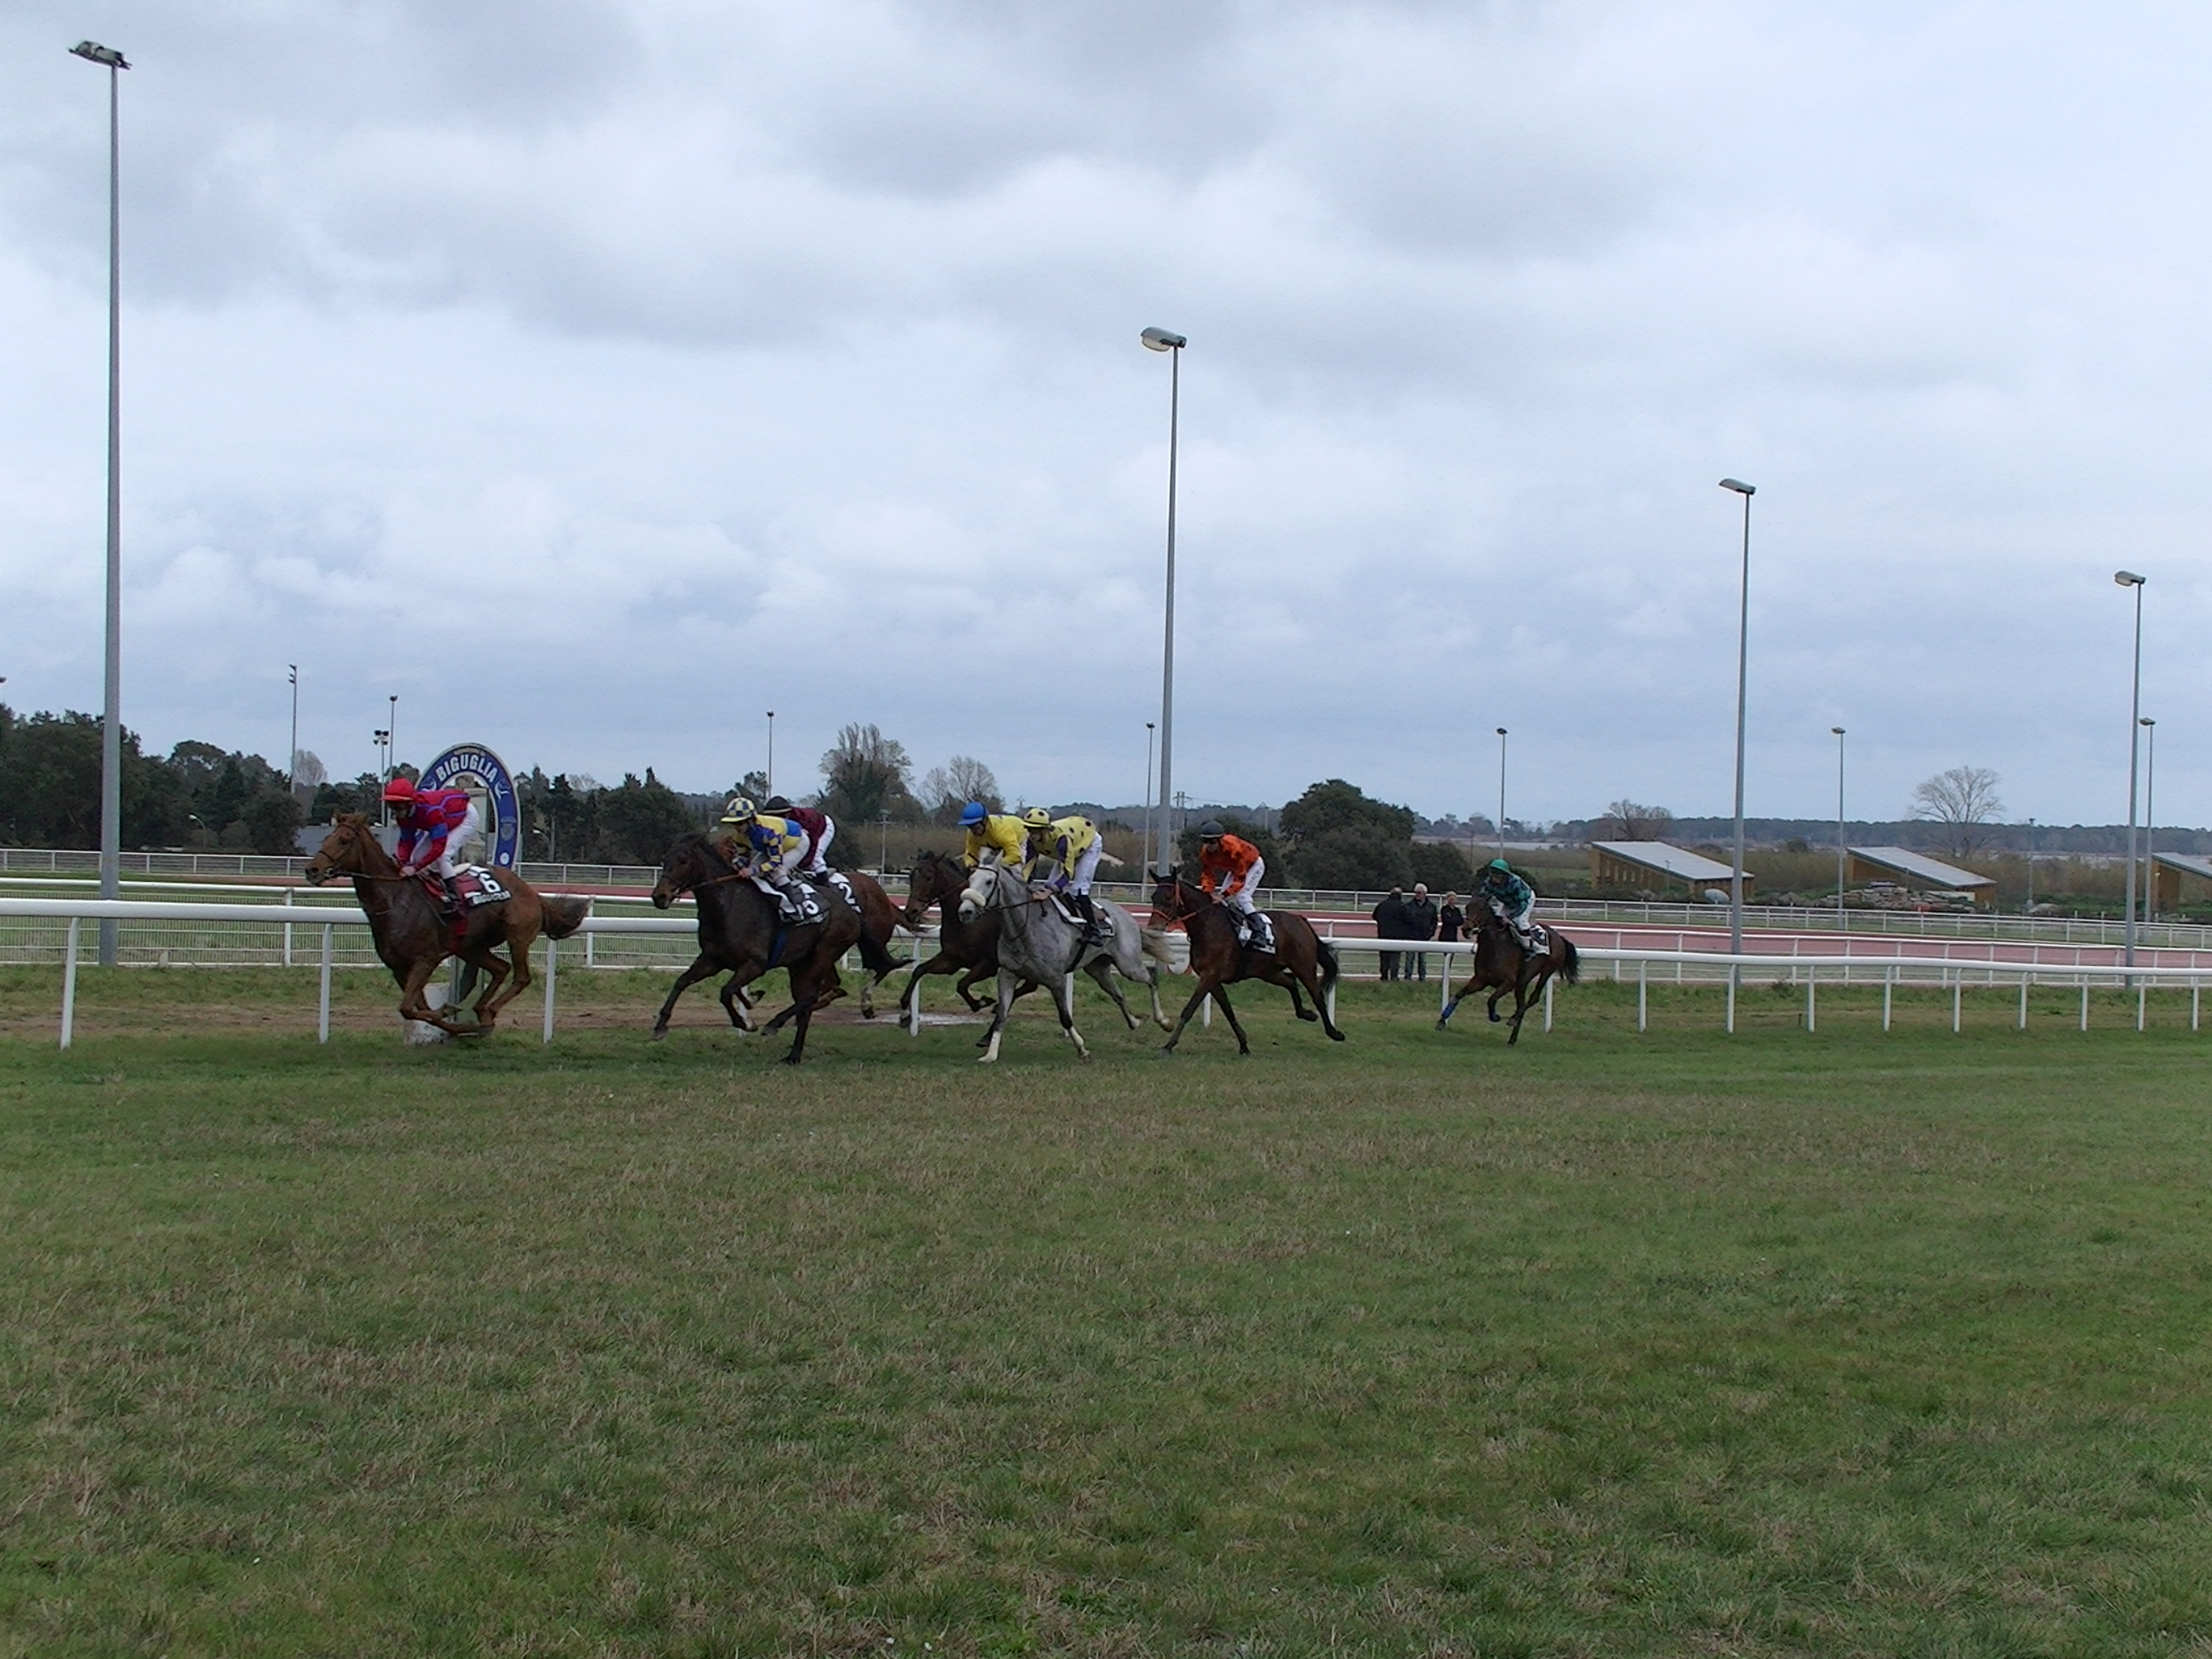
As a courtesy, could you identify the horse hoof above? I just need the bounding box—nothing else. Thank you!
[1434,1019,1448,1032]
[1329,1031,1347,1042]
[1487,1013,1502,1024]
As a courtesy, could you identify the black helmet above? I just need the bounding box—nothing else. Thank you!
[764,794,793,813]
[1198,819,1225,839]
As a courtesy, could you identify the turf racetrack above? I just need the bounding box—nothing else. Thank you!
[5,967,2212,1656]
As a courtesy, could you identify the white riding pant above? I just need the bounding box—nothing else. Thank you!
[806,822,834,874]
[1220,857,1264,916]
[1064,842,1103,895]
[429,804,484,878]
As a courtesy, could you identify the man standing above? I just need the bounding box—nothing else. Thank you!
[1372,886,1407,982]
[1403,883,1439,983]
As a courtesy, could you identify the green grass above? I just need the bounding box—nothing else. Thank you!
[5,969,2212,1655]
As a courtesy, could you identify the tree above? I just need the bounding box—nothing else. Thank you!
[819,723,919,822]
[0,709,187,848]
[290,749,328,801]
[1410,840,1475,892]
[1174,815,1285,877]
[918,755,1002,823]
[243,788,304,855]
[578,770,698,866]
[1604,800,1674,840]
[1277,779,1417,891]
[1912,766,2005,858]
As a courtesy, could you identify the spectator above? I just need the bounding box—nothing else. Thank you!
[1372,886,1407,981]
[1402,883,1439,981]
[1437,892,1465,943]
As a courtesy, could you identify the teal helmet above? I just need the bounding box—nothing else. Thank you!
[1488,857,1513,872]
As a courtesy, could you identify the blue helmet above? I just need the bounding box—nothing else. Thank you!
[959,801,987,827]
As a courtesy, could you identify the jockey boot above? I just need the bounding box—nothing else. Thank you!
[1248,910,1276,953]
[1074,892,1105,947]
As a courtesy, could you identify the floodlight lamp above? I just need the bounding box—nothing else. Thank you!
[2115,569,2146,587]
[1831,726,1845,735]
[1718,478,1755,496]
[1495,727,1507,737]
[1140,328,1187,352]
[69,40,128,68]
[2141,716,2156,727]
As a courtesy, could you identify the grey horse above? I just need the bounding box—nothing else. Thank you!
[958,858,1171,1063]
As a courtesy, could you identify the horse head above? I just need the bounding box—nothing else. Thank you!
[902,850,961,928]
[652,832,723,910]
[957,854,1010,922]
[303,815,379,886]
[1147,866,1203,924]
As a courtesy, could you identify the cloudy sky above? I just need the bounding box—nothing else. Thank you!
[2,1,2208,828]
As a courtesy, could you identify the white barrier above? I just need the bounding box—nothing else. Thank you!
[9,894,2206,1051]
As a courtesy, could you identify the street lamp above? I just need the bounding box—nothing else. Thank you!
[1719,478,1756,955]
[287,665,299,793]
[2115,569,2146,968]
[2026,817,2036,913]
[764,710,775,797]
[387,694,398,775]
[1141,325,1186,877]
[2141,715,2157,925]
[1143,721,1156,876]
[1494,728,1508,856]
[73,38,129,965]
[1831,727,1846,918]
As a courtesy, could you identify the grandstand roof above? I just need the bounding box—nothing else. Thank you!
[1590,841,1740,884]
[1847,846,1994,892]
[2152,851,2212,882]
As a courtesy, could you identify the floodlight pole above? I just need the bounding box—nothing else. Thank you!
[2116,571,2146,970]
[2141,716,2156,925]
[1495,728,1508,856]
[1719,480,1756,956]
[1143,721,1156,878]
[73,42,130,964]
[1831,727,1846,917]
[287,665,299,792]
[764,710,775,797]
[1141,328,1187,875]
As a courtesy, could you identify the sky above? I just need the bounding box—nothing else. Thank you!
[2,0,2210,829]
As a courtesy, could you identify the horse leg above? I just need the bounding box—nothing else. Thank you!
[954,964,996,1012]
[474,929,533,1028]
[458,946,511,1031]
[1145,965,1170,1031]
[653,954,723,1038]
[720,976,758,1032]
[397,958,473,1036]
[979,974,1019,1064]
[1050,974,1090,1060]
[1212,985,1253,1056]
[1085,957,1140,1030]
[779,986,818,1064]
[1508,966,1554,1046]
[1161,976,1219,1055]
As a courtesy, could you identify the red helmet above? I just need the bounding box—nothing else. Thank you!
[381,776,416,804]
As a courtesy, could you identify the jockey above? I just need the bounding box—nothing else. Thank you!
[1024,808,1107,944]
[720,797,825,925]
[1476,857,1541,954]
[1197,820,1273,953]
[383,777,479,902]
[959,802,1032,875]
[764,795,835,879]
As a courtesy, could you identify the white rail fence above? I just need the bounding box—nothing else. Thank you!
[8,895,2208,1050]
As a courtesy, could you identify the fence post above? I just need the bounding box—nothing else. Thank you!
[60,917,80,1049]
[1883,965,1894,1032]
[1805,967,1815,1033]
[908,961,923,1036]
[283,888,295,969]
[585,928,596,970]
[2080,981,2089,1031]
[542,937,558,1044]
[1725,964,1737,1035]
[1544,976,1554,1033]
[2194,979,2201,1034]
[2017,976,2027,1031]
[2137,982,2148,1033]
[1439,951,1452,1020]
[1952,975,1961,1035]
[1637,959,1647,1033]
[317,923,334,1043]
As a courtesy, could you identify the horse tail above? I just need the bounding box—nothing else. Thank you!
[541,895,592,940]
[1558,937,1580,986]
[1317,936,1341,995]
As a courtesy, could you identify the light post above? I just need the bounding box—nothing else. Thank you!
[878,810,890,873]
[72,39,129,965]
[386,694,398,775]
[2115,569,2146,969]
[764,710,775,797]
[372,725,390,825]
[1143,721,1156,875]
[1719,478,1756,955]
[287,665,299,793]
[1141,325,1186,877]
[1495,728,1508,856]
[1831,727,1846,918]
[2026,817,2036,913]
[2141,715,2157,925]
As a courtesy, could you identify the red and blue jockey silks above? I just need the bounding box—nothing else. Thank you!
[395,787,471,870]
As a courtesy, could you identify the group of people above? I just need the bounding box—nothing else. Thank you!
[1372,859,1541,982]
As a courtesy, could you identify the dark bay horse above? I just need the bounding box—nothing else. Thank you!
[897,850,1009,1017]
[707,836,906,1019]
[1148,873,1345,1055]
[304,814,589,1036]
[649,833,862,1064]
[1437,906,1581,1044]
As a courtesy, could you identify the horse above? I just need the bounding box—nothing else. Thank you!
[708,836,906,1019]
[1437,904,1581,1044]
[303,814,590,1036]
[1146,873,1346,1055]
[958,858,1169,1063]
[647,832,863,1064]
[896,850,1009,1017]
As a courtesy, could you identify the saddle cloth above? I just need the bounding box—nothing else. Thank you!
[1520,923,1549,954]
[802,869,858,907]
[448,866,511,908]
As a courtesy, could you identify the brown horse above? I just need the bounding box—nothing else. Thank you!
[1148,873,1345,1055]
[1437,905,1581,1044]
[649,832,862,1064]
[303,814,590,1036]
[897,850,1010,1017]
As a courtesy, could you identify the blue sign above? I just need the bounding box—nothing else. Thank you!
[419,742,522,870]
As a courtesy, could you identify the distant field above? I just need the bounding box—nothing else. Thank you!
[4,970,2212,1656]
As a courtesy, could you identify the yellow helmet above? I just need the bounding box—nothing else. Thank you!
[720,796,758,825]
[1022,808,1052,830]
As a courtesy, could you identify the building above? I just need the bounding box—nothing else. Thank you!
[1590,840,1752,899]
[1844,846,1995,906]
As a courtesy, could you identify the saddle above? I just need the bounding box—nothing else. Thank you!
[802,869,858,907]
[415,865,511,910]
[1236,910,1277,954]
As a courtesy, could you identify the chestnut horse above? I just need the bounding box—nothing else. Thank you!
[897,850,1011,1017]
[1147,873,1345,1055]
[1437,906,1580,1044]
[303,814,589,1036]
[649,832,862,1064]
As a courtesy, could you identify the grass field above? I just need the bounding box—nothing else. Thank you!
[4,966,2212,1656]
